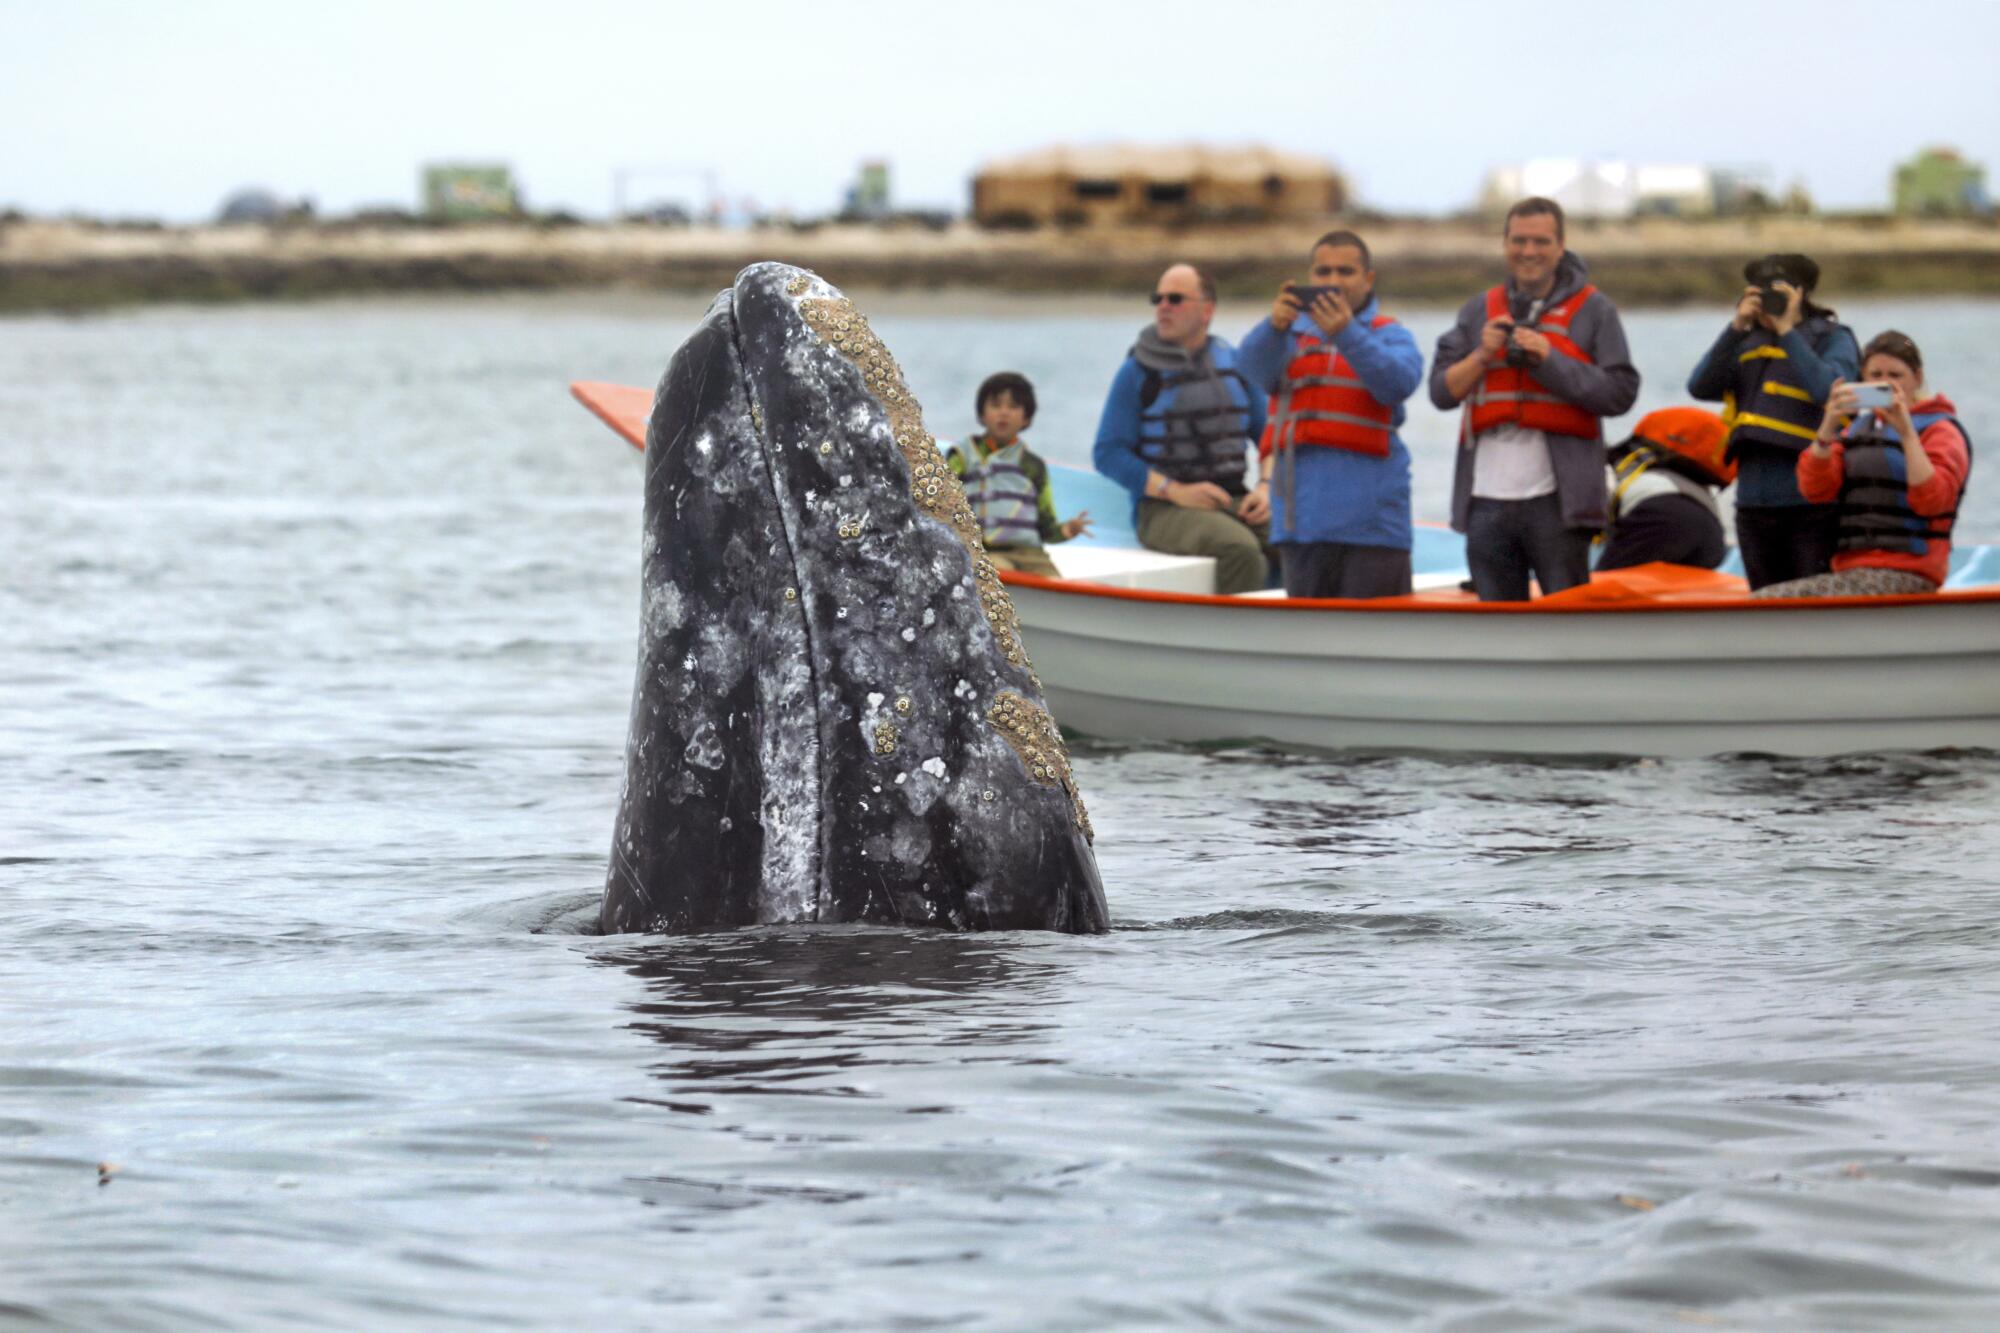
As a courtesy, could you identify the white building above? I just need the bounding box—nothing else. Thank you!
[1481,160,1717,219]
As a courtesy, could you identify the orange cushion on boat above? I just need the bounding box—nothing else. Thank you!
[1537,562,1750,606]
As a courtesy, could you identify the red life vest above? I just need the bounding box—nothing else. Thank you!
[1258,314,1398,459]
[1466,285,1601,442]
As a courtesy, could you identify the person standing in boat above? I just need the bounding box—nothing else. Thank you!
[1686,253,1860,590]
[1755,330,1971,598]
[1430,197,1640,602]
[1093,262,1272,595]
[944,371,1092,578]
[1237,229,1424,599]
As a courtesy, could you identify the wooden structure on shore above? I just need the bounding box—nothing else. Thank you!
[972,144,1345,228]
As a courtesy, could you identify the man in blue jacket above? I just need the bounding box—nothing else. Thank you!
[1092,263,1271,595]
[1237,229,1424,598]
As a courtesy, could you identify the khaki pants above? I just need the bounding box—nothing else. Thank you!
[985,545,1061,578]
[1137,499,1272,595]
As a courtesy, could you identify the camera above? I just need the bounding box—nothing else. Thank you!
[1493,318,1532,369]
[1757,282,1790,319]
[1849,382,1895,411]
[1287,283,1338,307]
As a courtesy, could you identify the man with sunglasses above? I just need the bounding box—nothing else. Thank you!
[1092,263,1271,595]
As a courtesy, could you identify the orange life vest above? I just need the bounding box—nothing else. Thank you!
[1259,314,1398,459]
[1627,405,1735,486]
[1466,285,1601,442]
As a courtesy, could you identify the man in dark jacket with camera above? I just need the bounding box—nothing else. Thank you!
[1430,197,1641,601]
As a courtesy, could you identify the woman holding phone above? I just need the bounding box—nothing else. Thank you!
[1687,252,1860,589]
[1753,330,1972,598]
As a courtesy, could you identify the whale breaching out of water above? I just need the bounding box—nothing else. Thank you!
[602,262,1108,935]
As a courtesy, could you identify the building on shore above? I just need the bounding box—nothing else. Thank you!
[1479,160,1787,220]
[1895,147,1992,219]
[971,144,1346,228]
[422,163,519,220]
[217,188,308,224]
[842,160,892,221]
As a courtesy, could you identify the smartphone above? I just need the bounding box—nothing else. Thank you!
[1286,284,1339,306]
[1849,382,1895,410]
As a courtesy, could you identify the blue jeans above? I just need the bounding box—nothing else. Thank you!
[1278,542,1412,599]
[1465,494,1593,602]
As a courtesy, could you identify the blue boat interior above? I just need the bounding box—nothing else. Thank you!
[1047,464,2000,591]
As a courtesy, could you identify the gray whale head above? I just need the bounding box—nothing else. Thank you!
[603,262,1107,934]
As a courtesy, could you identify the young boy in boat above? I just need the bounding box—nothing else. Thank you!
[945,372,1091,578]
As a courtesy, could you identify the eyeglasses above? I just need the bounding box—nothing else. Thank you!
[1149,292,1194,306]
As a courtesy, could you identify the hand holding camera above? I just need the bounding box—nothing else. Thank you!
[1757,279,1799,334]
[1487,319,1548,368]
[1511,327,1552,367]
[1732,285,1764,333]
[1821,379,1911,453]
[1285,283,1352,337]
[1848,382,1895,411]
[1270,284,1304,331]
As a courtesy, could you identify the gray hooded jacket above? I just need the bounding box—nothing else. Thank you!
[1428,252,1640,533]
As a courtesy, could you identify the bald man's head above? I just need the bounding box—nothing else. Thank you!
[1152,262,1216,349]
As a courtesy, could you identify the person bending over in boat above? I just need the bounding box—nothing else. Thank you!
[1687,253,1860,591]
[1754,330,1972,599]
[1596,407,1732,572]
[1093,263,1272,595]
[944,371,1091,579]
[1431,197,1640,602]
[1237,229,1423,599]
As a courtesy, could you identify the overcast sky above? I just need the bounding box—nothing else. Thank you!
[8,0,1997,221]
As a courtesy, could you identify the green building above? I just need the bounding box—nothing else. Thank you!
[1893,147,1991,219]
[843,160,891,220]
[422,163,520,220]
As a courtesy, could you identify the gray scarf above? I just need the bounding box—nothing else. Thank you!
[1130,327,1250,491]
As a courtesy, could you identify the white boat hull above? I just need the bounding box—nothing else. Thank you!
[1008,581,2000,757]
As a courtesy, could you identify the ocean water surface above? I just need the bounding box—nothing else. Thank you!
[3,290,1999,1328]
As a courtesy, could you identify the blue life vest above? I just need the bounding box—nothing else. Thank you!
[1724,317,1848,458]
[1837,410,1975,555]
[1135,347,1257,494]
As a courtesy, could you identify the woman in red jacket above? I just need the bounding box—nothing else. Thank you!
[1754,330,1972,598]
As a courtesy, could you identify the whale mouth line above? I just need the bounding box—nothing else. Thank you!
[728,285,830,924]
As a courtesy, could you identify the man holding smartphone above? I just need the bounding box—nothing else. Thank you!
[1236,229,1423,598]
[1430,197,1640,601]
[1686,252,1860,590]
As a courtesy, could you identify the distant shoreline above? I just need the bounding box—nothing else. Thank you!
[5,216,1999,314]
